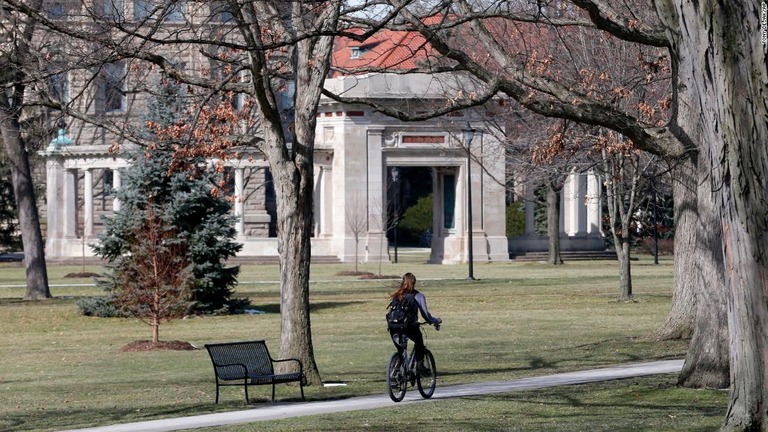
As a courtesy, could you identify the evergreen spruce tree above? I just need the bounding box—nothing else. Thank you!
[0,155,20,251]
[89,82,244,315]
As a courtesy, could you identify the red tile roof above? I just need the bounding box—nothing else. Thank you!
[330,27,435,76]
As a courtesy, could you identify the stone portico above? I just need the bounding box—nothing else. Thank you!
[40,73,603,264]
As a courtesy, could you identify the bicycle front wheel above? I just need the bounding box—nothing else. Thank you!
[416,350,437,399]
[387,353,407,402]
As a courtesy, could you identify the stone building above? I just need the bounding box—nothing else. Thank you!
[37,6,603,263]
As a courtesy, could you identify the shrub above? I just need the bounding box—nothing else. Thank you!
[398,194,433,245]
[76,296,129,318]
[506,201,525,236]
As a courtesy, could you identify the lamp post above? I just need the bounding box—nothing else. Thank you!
[392,167,400,264]
[463,123,475,280]
[652,170,659,265]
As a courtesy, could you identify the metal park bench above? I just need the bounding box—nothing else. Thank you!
[204,340,306,403]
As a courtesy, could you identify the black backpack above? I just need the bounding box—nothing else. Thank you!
[386,293,417,330]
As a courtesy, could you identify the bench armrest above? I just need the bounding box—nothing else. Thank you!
[272,357,304,374]
[213,362,248,378]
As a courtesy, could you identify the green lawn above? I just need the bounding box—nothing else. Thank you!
[0,253,726,431]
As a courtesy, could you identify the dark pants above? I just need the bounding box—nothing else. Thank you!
[390,325,425,363]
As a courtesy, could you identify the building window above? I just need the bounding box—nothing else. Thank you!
[102,169,114,195]
[230,93,244,111]
[133,0,152,19]
[165,0,185,22]
[100,0,125,20]
[210,1,233,22]
[45,1,66,19]
[48,71,69,103]
[101,62,126,113]
[134,0,184,22]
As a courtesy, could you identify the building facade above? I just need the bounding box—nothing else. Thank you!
[35,4,603,263]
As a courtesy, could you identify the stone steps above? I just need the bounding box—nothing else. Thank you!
[509,250,618,262]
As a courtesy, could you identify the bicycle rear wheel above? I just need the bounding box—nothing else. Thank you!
[416,350,436,399]
[387,353,407,402]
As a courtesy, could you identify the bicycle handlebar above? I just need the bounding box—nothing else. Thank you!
[418,321,441,331]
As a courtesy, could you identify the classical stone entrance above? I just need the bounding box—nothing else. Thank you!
[39,71,602,264]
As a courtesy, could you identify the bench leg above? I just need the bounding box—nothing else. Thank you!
[215,383,220,404]
[244,381,250,404]
[271,384,276,402]
[300,382,305,401]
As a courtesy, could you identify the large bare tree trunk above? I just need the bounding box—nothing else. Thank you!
[0,2,51,300]
[267,11,338,385]
[272,149,321,384]
[0,115,50,300]
[653,157,695,340]
[657,1,768,428]
[652,0,730,387]
[616,235,632,301]
[546,182,562,265]
[678,154,729,389]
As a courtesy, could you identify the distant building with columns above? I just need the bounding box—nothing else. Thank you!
[38,24,605,264]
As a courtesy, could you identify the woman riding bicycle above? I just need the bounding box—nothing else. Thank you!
[387,273,442,365]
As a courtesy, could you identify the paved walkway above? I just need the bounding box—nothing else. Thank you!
[61,359,684,432]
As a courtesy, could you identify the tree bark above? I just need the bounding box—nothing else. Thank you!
[616,234,632,301]
[653,156,696,340]
[273,156,321,385]
[266,10,338,385]
[546,182,563,265]
[0,2,51,300]
[0,115,51,300]
[657,1,768,428]
[677,151,729,389]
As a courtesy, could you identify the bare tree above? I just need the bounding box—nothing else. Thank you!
[112,201,193,344]
[3,0,378,385]
[365,0,760,423]
[0,1,51,300]
[345,192,368,273]
[593,130,656,300]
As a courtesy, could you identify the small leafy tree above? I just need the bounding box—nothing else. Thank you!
[399,193,433,243]
[505,201,525,237]
[111,200,193,343]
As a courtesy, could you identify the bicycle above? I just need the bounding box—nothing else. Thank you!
[386,322,439,402]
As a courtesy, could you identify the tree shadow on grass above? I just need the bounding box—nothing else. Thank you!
[438,338,686,379]
[244,301,366,314]
[0,401,237,432]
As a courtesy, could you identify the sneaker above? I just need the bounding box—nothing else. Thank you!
[417,362,429,376]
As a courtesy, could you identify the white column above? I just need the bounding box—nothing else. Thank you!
[586,170,602,236]
[45,157,63,254]
[313,165,322,236]
[324,167,333,236]
[316,166,333,237]
[112,168,121,212]
[84,169,94,237]
[63,169,77,238]
[234,167,245,236]
[564,170,583,236]
[366,129,388,263]
[367,129,385,232]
